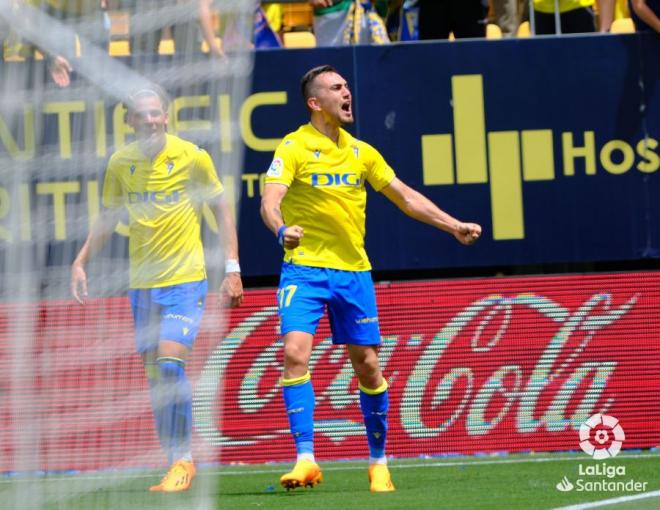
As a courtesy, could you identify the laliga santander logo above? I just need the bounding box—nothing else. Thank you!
[579,413,625,459]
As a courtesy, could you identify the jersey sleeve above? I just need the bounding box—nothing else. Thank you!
[265,138,298,187]
[101,156,124,209]
[363,142,396,192]
[192,147,224,200]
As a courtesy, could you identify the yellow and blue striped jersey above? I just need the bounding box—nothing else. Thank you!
[266,123,395,271]
[103,134,223,288]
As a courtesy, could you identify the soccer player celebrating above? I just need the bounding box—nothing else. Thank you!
[260,65,481,493]
[71,85,243,492]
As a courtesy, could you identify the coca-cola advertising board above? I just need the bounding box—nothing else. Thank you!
[1,272,658,472]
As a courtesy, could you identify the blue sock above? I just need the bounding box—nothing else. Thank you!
[157,357,192,464]
[282,372,315,457]
[145,361,168,452]
[359,380,389,461]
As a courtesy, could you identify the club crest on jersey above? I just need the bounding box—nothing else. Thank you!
[166,160,174,174]
[313,149,321,159]
[267,157,283,177]
[129,164,136,175]
[352,145,359,158]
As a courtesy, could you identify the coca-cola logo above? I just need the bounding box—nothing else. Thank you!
[192,291,639,449]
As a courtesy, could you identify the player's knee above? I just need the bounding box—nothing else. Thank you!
[283,342,310,367]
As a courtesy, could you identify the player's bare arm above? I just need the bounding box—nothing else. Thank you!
[260,183,304,249]
[631,0,660,32]
[380,177,481,246]
[71,207,124,304]
[211,196,243,308]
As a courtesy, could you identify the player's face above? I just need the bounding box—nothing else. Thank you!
[127,94,168,147]
[311,72,353,125]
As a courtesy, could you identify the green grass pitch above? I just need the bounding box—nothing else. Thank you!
[2,451,659,510]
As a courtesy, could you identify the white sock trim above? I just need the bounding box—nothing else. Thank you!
[297,453,315,463]
[369,456,387,465]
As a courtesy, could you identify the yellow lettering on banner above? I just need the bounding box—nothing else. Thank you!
[636,138,659,173]
[218,94,231,153]
[600,140,634,175]
[240,92,287,152]
[421,134,454,185]
[0,187,11,241]
[0,104,35,160]
[173,95,211,134]
[43,101,85,159]
[94,101,107,157]
[488,131,524,240]
[36,181,80,240]
[113,102,133,150]
[242,173,259,198]
[562,131,596,176]
[87,180,100,231]
[452,75,487,184]
[20,183,31,241]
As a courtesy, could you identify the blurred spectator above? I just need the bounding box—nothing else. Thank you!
[262,2,284,34]
[418,0,489,40]
[491,0,520,36]
[532,0,614,34]
[2,0,108,87]
[310,0,389,46]
[629,0,660,31]
[30,0,109,52]
[126,0,223,56]
[385,0,419,41]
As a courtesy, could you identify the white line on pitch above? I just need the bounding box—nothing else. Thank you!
[551,489,660,509]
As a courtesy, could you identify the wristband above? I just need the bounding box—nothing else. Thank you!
[277,225,287,246]
[225,259,241,273]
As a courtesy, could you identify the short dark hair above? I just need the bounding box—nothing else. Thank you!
[124,83,170,113]
[300,65,338,103]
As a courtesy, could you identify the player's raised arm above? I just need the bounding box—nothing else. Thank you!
[70,206,123,304]
[380,177,482,246]
[210,196,243,308]
[260,183,304,249]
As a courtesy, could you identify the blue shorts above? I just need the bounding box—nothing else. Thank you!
[128,280,208,354]
[278,263,381,345]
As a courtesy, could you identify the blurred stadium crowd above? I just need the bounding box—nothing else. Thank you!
[0,1,657,86]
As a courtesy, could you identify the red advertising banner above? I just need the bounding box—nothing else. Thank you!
[1,272,659,473]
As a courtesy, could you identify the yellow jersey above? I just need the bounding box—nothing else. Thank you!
[103,134,224,288]
[534,0,594,14]
[266,123,395,271]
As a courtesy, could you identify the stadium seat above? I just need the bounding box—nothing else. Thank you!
[109,40,130,57]
[158,39,174,55]
[201,37,223,53]
[486,24,502,39]
[611,18,635,33]
[517,21,531,37]
[283,31,316,48]
[282,3,313,31]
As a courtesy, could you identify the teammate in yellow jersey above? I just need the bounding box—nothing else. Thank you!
[261,65,481,493]
[71,84,243,492]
